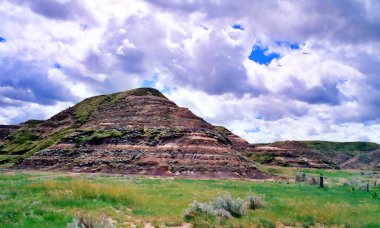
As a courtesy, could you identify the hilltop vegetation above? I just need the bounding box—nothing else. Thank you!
[73,87,165,124]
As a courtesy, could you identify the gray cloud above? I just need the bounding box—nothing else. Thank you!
[0,58,75,105]
[282,77,343,105]
[164,31,266,96]
[8,0,95,23]
[147,0,380,45]
[1,0,380,142]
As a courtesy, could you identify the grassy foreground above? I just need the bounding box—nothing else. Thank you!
[0,170,379,228]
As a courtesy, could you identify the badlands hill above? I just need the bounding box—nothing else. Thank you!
[0,88,267,179]
[0,88,379,176]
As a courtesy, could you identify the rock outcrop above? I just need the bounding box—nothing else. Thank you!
[246,142,333,169]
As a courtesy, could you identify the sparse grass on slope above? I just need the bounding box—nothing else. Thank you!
[123,87,166,98]
[73,95,110,124]
[303,141,380,153]
[78,129,124,144]
[0,128,76,164]
[73,88,165,124]
[0,128,40,154]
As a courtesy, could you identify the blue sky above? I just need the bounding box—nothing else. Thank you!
[1,0,380,143]
[249,45,280,65]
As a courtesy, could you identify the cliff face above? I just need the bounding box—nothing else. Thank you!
[4,88,267,179]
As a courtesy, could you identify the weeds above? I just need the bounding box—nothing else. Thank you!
[296,172,319,185]
[66,213,116,228]
[308,176,318,185]
[295,173,306,182]
[247,193,266,210]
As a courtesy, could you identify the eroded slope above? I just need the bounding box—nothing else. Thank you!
[2,88,267,179]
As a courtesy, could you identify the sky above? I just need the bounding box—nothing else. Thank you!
[1,0,380,143]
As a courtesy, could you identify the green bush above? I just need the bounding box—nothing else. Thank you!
[371,186,380,200]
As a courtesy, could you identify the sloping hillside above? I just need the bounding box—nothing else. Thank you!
[0,88,267,179]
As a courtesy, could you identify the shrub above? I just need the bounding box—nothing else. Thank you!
[371,186,380,200]
[184,193,246,219]
[307,176,318,185]
[295,173,306,182]
[371,191,378,199]
[212,193,246,218]
[184,201,232,219]
[247,193,266,210]
[66,214,116,228]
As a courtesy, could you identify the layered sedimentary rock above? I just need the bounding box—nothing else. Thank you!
[17,88,268,179]
[215,126,250,151]
[245,141,380,169]
[246,142,333,169]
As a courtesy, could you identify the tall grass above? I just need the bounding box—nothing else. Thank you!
[29,178,147,208]
[0,171,379,227]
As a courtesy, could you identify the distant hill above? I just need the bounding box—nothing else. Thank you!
[0,88,267,179]
[244,140,380,170]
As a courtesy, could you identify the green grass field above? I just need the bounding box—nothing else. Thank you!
[0,169,379,228]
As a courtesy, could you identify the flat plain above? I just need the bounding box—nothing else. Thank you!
[0,167,379,227]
